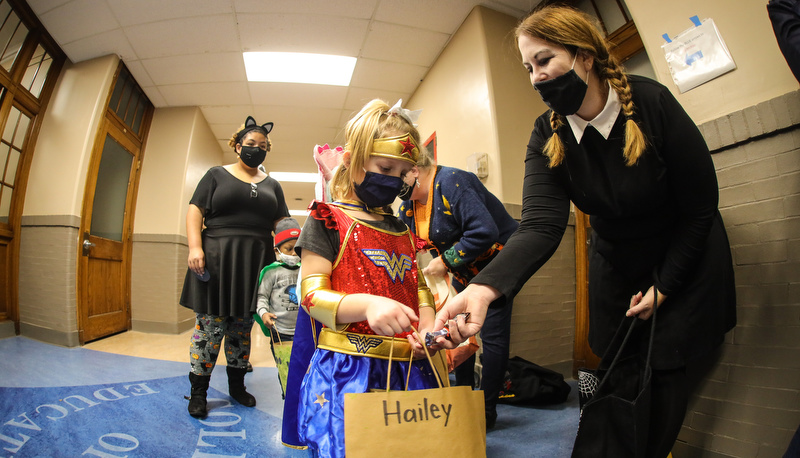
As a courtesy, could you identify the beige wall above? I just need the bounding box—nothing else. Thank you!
[481,7,547,205]
[408,6,548,205]
[134,106,221,236]
[24,55,117,218]
[131,106,221,333]
[629,0,800,124]
[408,7,503,200]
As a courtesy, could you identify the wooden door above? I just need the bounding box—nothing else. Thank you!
[573,207,601,374]
[78,120,138,343]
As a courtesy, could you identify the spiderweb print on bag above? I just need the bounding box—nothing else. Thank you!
[577,368,599,413]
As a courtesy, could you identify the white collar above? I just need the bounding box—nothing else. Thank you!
[566,84,620,142]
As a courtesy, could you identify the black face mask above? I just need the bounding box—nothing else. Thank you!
[353,171,405,208]
[533,62,588,116]
[397,178,416,201]
[239,145,267,168]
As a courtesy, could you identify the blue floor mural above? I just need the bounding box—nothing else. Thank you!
[0,336,580,457]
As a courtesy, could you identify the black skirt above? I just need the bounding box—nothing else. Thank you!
[180,227,274,318]
[587,212,736,370]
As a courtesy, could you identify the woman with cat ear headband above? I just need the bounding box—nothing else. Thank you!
[180,116,290,419]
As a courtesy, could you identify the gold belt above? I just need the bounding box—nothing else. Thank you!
[317,328,417,360]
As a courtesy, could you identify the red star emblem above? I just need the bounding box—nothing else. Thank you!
[398,136,416,158]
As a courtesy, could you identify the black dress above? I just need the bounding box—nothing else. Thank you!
[473,76,736,370]
[180,166,290,318]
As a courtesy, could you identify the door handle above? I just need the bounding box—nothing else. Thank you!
[82,239,95,256]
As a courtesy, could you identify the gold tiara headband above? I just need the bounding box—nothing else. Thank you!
[371,133,419,165]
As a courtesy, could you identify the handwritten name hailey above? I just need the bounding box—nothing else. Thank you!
[382,399,452,426]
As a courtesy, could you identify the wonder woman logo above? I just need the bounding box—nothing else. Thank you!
[361,249,413,282]
[347,334,383,353]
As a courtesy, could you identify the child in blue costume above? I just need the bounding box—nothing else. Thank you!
[294,99,439,457]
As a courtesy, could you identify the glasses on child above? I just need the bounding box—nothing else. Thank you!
[250,183,258,198]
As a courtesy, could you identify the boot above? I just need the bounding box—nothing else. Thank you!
[227,365,256,407]
[188,372,211,418]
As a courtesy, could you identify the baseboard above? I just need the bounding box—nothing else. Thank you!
[0,321,16,339]
[131,318,194,334]
[19,322,80,347]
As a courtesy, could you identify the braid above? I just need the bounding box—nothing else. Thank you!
[605,56,647,166]
[543,111,566,167]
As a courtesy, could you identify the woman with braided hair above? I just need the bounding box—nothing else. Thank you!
[433,6,736,457]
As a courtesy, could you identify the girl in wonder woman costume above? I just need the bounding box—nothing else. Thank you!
[294,99,439,457]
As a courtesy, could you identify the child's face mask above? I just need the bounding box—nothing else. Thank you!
[353,169,405,208]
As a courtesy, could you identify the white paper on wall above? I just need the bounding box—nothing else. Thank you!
[661,17,736,93]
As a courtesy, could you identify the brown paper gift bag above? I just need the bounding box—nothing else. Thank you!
[344,329,486,457]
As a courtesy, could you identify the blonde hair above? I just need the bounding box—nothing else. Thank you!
[516,6,646,167]
[328,99,423,201]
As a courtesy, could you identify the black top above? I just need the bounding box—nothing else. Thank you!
[474,76,736,368]
[190,166,289,233]
[180,166,290,317]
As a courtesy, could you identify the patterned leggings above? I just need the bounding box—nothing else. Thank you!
[189,313,253,376]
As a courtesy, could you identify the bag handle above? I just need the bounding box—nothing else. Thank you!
[271,326,283,345]
[595,286,657,394]
[383,326,444,392]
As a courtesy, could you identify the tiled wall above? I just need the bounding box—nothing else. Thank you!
[130,234,194,334]
[18,215,81,346]
[672,90,800,457]
[507,218,577,376]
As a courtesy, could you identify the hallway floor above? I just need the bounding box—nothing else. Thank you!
[0,331,580,457]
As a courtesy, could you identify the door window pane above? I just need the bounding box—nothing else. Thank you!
[21,44,53,98]
[0,184,10,222]
[0,3,28,73]
[90,134,133,241]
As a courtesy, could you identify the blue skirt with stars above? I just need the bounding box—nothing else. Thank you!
[297,347,440,458]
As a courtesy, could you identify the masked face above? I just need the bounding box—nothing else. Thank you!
[239,145,267,168]
[279,252,300,266]
[519,34,589,116]
[353,170,405,208]
[532,54,587,116]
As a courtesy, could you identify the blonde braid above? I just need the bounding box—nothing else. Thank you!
[543,111,566,168]
[605,56,647,166]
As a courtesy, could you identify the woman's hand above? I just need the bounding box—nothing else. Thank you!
[626,286,667,320]
[422,256,448,279]
[431,283,500,349]
[365,296,419,337]
[187,247,206,276]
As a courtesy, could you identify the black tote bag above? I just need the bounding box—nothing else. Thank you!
[571,289,658,458]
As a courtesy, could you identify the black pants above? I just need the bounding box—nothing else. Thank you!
[454,294,513,417]
[647,348,721,458]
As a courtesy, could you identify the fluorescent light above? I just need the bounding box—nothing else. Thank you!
[244,52,356,86]
[270,172,319,183]
[290,209,310,216]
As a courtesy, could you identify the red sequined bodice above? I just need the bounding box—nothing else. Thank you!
[312,202,420,338]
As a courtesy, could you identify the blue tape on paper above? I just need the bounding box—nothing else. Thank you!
[662,33,672,43]
[690,15,702,27]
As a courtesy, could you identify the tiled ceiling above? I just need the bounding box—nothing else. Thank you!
[27,0,538,212]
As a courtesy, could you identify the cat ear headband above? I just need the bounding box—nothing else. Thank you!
[236,116,273,143]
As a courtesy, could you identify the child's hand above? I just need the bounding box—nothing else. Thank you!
[408,326,436,359]
[261,312,277,327]
[365,296,419,337]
